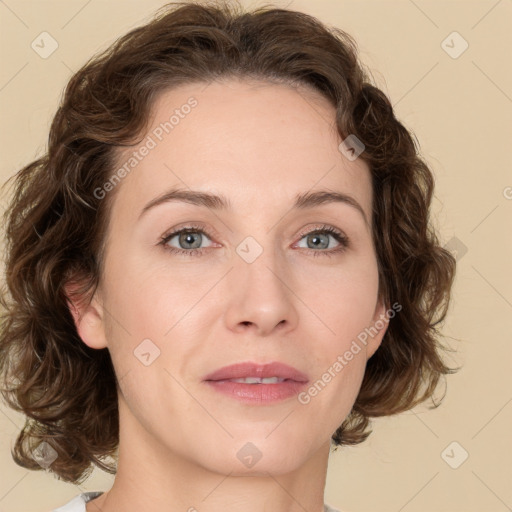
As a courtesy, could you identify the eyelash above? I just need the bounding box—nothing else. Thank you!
[158,223,349,258]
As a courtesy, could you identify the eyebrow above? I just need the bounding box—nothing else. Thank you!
[138,187,369,226]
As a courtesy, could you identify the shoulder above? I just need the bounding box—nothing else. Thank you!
[51,492,104,512]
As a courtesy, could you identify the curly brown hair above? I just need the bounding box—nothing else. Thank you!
[0,0,457,484]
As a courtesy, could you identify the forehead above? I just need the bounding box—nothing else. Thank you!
[109,78,372,225]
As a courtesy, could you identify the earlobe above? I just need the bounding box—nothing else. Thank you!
[64,281,108,350]
[366,298,390,360]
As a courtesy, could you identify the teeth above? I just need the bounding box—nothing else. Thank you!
[230,377,285,384]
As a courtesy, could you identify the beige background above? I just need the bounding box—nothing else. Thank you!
[0,0,511,511]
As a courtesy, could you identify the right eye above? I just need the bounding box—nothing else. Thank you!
[159,225,215,257]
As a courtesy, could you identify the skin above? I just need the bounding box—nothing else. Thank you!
[67,78,389,512]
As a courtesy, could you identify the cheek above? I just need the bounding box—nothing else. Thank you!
[294,257,379,403]
[100,257,213,388]
[299,319,370,431]
[296,255,380,343]
[102,250,199,335]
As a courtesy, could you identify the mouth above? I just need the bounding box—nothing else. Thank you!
[225,376,287,384]
[203,361,309,383]
[203,361,309,404]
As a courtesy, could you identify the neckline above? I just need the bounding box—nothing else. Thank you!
[78,492,339,512]
[82,491,104,503]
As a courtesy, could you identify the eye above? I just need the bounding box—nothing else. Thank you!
[159,224,215,257]
[294,225,349,258]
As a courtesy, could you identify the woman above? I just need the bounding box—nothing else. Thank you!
[0,1,456,511]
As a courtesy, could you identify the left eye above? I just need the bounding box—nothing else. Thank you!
[296,231,343,251]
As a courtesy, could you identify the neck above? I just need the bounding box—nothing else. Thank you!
[89,394,331,512]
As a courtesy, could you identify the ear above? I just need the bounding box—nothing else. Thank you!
[64,279,108,350]
[366,297,391,360]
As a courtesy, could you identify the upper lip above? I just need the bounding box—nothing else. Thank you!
[203,361,309,383]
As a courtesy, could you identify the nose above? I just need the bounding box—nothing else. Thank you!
[223,246,299,337]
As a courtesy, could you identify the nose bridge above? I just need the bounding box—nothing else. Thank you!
[235,234,288,298]
[224,233,298,334]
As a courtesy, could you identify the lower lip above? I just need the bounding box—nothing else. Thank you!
[205,380,308,404]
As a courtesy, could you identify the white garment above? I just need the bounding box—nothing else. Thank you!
[52,492,342,512]
[52,492,104,512]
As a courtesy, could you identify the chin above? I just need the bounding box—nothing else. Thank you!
[194,433,320,476]
[205,453,308,477]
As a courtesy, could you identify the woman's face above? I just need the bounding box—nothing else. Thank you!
[74,78,388,475]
